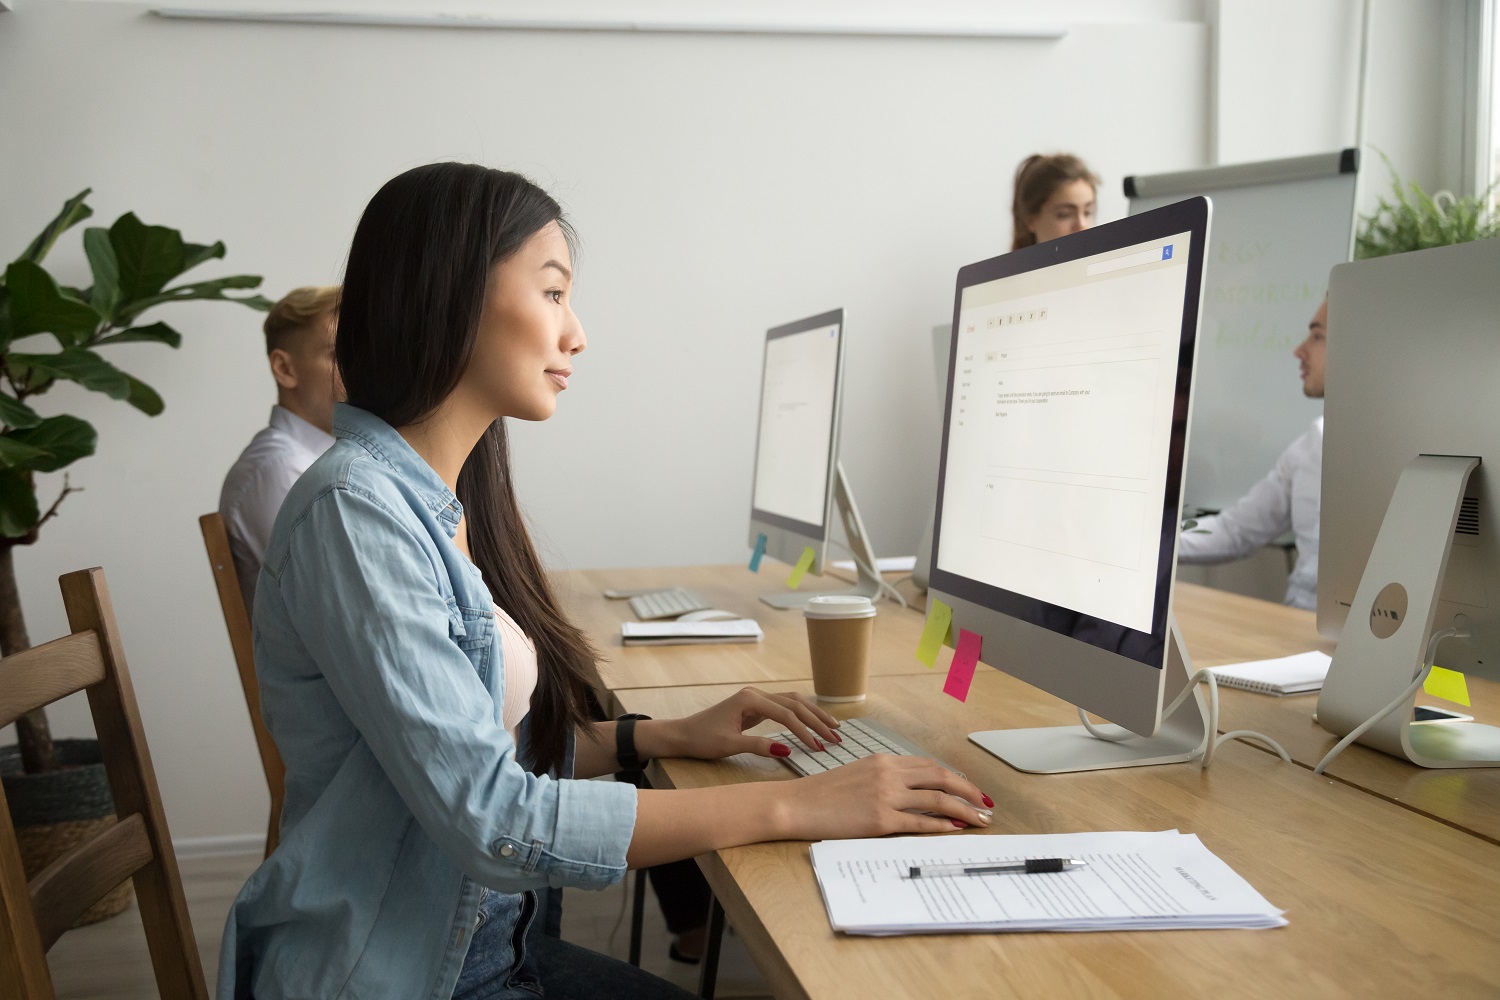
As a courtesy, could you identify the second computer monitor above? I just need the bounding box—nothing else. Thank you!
[748,309,845,584]
[927,197,1211,772]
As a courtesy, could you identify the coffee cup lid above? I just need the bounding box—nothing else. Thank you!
[803,595,878,619]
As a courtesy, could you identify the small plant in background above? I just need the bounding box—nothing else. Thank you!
[0,189,270,774]
[1355,152,1500,259]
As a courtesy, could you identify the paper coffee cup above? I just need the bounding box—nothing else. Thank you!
[803,595,877,702]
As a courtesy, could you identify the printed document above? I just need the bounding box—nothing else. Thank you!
[810,830,1286,935]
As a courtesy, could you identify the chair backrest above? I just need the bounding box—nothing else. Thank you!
[0,568,207,999]
[198,513,284,857]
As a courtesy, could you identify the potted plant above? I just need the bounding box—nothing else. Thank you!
[0,189,268,923]
[1355,154,1500,259]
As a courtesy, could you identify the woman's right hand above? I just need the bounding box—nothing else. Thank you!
[775,755,994,840]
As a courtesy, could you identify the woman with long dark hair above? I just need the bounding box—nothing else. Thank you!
[218,162,991,1000]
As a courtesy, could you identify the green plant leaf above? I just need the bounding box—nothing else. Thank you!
[109,212,186,303]
[0,296,14,356]
[0,394,42,430]
[0,436,52,469]
[18,190,93,266]
[94,321,183,349]
[9,416,97,472]
[116,274,267,324]
[123,373,164,416]
[180,241,226,274]
[0,468,40,537]
[82,227,122,323]
[7,348,131,401]
[5,261,104,346]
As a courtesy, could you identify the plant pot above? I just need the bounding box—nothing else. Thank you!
[0,738,133,925]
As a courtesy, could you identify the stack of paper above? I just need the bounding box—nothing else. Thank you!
[620,619,763,646]
[1206,650,1331,695]
[810,830,1286,935]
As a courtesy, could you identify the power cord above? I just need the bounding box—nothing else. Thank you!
[1077,667,1292,771]
[828,539,909,609]
[1312,625,1470,775]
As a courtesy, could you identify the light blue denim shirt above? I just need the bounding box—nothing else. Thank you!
[218,403,637,1000]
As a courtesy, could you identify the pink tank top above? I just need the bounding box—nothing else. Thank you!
[492,604,538,746]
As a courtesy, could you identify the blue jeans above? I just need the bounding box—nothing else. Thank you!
[453,889,696,1000]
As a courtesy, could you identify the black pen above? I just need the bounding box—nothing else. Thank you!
[907,858,1087,879]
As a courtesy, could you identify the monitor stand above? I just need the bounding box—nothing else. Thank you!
[760,461,884,609]
[1317,454,1500,768]
[969,616,1207,773]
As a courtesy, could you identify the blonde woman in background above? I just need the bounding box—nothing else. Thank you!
[1010,153,1101,251]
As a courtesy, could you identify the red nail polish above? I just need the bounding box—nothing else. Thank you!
[814,739,825,751]
[770,742,791,757]
[950,819,967,829]
[830,732,843,743]
[982,794,994,808]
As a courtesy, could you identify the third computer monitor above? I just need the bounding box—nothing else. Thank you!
[748,309,845,586]
[927,197,1211,772]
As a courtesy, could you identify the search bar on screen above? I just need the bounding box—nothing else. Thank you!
[1086,245,1172,276]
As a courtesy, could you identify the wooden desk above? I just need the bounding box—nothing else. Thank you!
[616,673,1500,1000]
[552,565,932,691]
[1174,583,1500,845]
[565,568,1500,842]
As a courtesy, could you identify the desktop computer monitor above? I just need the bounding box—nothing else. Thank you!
[1316,237,1500,768]
[926,197,1212,773]
[748,309,882,609]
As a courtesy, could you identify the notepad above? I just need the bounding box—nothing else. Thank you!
[810,830,1286,935]
[620,620,763,646]
[1206,650,1331,695]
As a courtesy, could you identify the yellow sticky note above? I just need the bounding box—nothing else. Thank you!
[916,599,953,668]
[1424,665,1471,707]
[786,546,815,589]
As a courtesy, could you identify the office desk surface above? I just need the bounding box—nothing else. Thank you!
[564,567,1500,844]
[1174,583,1500,845]
[616,673,1500,1000]
[552,565,932,691]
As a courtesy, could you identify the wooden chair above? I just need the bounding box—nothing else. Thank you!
[0,568,207,999]
[198,513,284,858]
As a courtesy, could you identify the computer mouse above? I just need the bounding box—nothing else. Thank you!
[677,609,741,622]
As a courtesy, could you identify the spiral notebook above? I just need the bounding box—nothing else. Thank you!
[1206,650,1331,696]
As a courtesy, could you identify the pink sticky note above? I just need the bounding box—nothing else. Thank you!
[943,628,981,702]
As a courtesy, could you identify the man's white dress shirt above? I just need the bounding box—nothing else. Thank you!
[1177,416,1323,610]
[219,405,335,606]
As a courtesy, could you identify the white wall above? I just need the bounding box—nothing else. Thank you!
[1211,0,1469,207]
[0,0,1462,842]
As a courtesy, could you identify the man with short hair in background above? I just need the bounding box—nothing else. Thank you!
[1177,298,1327,610]
[220,285,343,607]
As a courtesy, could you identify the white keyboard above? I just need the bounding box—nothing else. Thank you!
[768,717,965,778]
[628,587,710,621]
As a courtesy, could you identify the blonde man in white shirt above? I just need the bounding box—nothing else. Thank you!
[1177,298,1327,610]
[220,285,344,606]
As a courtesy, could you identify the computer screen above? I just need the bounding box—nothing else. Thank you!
[1316,237,1500,768]
[751,315,842,529]
[747,309,846,595]
[927,197,1211,772]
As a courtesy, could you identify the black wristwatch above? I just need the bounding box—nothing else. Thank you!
[615,713,653,772]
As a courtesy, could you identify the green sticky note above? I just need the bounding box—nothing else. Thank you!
[1424,665,1471,707]
[916,599,953,668]
[786,546,815,589]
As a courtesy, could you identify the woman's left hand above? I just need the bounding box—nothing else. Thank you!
[658,687,844,761]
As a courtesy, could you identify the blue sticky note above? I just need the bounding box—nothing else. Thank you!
[748,533,768,573]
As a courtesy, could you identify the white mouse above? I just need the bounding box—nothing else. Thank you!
[677,609,741,622]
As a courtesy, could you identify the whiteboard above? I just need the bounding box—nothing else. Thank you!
[1127,150,1357,512]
